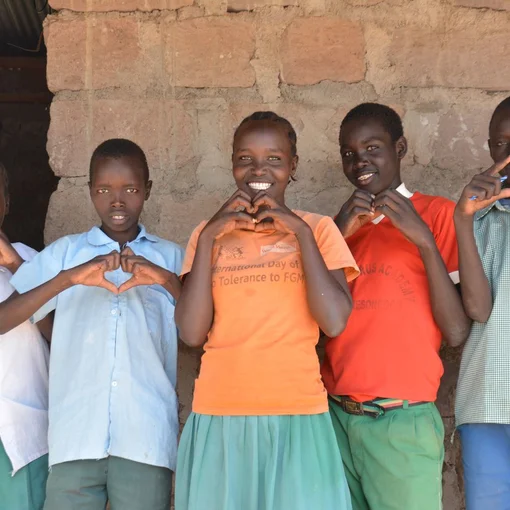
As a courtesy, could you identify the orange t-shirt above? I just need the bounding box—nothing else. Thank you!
[181,211,359,416]
[321,193,458,403]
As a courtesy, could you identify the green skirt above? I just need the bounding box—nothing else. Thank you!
[175,412,353,510]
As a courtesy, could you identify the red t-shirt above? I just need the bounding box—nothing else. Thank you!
[321,193,458,402]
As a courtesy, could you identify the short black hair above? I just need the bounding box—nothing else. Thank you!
[0,161,9,198]
[489,96,510,133]
[89,139,150,182]
[340,103,404,143]
[233,111,298,157]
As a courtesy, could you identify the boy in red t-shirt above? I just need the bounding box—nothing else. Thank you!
[322,103,470,510]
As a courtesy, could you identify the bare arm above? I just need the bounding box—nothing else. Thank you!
[0,252,120,335]
[454,156,510,322]
[374,190,470,347]
[295,226,352,337]
[175,190,256,348]
[255,194,353,337]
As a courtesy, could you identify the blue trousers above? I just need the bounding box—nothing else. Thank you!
[459,424,510,510]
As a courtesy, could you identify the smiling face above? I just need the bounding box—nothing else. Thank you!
[89,155,152,245]
[340,118,407,195]
[232,120,298,205]
[489,109,510,180]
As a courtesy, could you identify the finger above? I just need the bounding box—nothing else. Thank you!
[97,278,119,294]
[346,196,374,214]
[374,193,404,212]
[485,154,510,176]
[252,193,278,209]
[350,206,375,217]
[228,190,255,212]
[118,277,141,293]
[255,209,278,223]
[352,189,374,201]
[232,211,258,224]
[121,247,135,257]
[228,196,255,214]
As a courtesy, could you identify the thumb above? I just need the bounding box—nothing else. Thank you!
[97,277,119,294]
[121,247,135,257]
[118,277,140,294]
[487,154,510,176]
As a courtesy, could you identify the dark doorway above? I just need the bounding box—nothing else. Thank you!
[0,0,58,250]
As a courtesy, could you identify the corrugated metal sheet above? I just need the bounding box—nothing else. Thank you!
[0,0,51,56]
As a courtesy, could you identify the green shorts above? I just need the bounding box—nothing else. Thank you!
[0,439,48,510]
[329,399,444,510]
[43,456,172,510]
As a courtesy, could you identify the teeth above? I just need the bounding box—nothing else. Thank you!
[112,216,125,220]
[248,182,272,191]
[358,173,374,181]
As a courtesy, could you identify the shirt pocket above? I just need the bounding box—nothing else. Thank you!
[143,286,174,358]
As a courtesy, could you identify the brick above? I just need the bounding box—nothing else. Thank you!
[454,0,510,9]
[389,27,510,90]
[46,17,161,92]
[48,99,197,178]
[228,0,298,11]
[50,0,193,11]
[280,18,365,86]
[432,107,493,174]
[45,20,86,91]
[167,18,256,87]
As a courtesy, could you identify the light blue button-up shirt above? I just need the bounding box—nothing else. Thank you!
[10,225,184,470]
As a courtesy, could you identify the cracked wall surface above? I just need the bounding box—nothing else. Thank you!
[45,1,510,507]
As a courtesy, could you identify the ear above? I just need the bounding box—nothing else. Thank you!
[396,136,408,160]
[290,155,299,179]
[145,180,153,200]
[4,195,9,215]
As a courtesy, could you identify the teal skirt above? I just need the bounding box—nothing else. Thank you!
[175,412,353,510]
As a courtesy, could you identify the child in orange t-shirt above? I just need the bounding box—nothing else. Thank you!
[175,111,359,510]
[321,103,471,510]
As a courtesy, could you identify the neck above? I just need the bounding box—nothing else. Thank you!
[101,224,140,247]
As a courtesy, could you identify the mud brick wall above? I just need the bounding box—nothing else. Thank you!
[44,1,510,507]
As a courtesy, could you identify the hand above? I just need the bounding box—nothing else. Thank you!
[118,247,181,297]
[201,189,257,241]
[455,155,510,218]
[374,190,434,248]
[67,251,120,293]
[335,190,377,238]
[0,231,23,273]
[252,192,310,237]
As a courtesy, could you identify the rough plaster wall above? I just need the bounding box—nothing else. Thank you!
[44,1,510,508]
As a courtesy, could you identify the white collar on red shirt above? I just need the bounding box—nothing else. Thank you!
[372,183,414,224]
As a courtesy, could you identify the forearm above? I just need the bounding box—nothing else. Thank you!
[0,272,72,335]
[161,274,182,301]
[454,213,493,322]
[175,235,215,347]
[298,227,352,337]
[419,239,471,347]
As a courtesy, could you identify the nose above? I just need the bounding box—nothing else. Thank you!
[110,191,125,208]
[250,160,267,176]
[352,152,369,170]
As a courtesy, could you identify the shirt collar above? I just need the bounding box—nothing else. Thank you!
[476,200,510,220]
[372,183,414,224]
[87,224,158,247]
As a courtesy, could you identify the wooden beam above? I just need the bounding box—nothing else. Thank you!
[0,57,47,71]
[0,92,53,104]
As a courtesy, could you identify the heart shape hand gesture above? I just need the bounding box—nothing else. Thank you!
[67,248,180,296]
[202,189,309,240]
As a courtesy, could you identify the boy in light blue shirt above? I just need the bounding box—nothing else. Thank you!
[0,139,183,510]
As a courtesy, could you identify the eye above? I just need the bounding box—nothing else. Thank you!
[126,188,139,193]
[267,156,281,161]
[367,145,379,151]
[342,151,353,158]
[96,188,108,194]
[496,141,509,147]
[239,155,252,161]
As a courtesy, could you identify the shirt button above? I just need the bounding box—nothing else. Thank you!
[112,381,118,387]
[111,309,117,315]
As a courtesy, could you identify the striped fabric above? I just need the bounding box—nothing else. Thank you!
[456,200,510,426]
